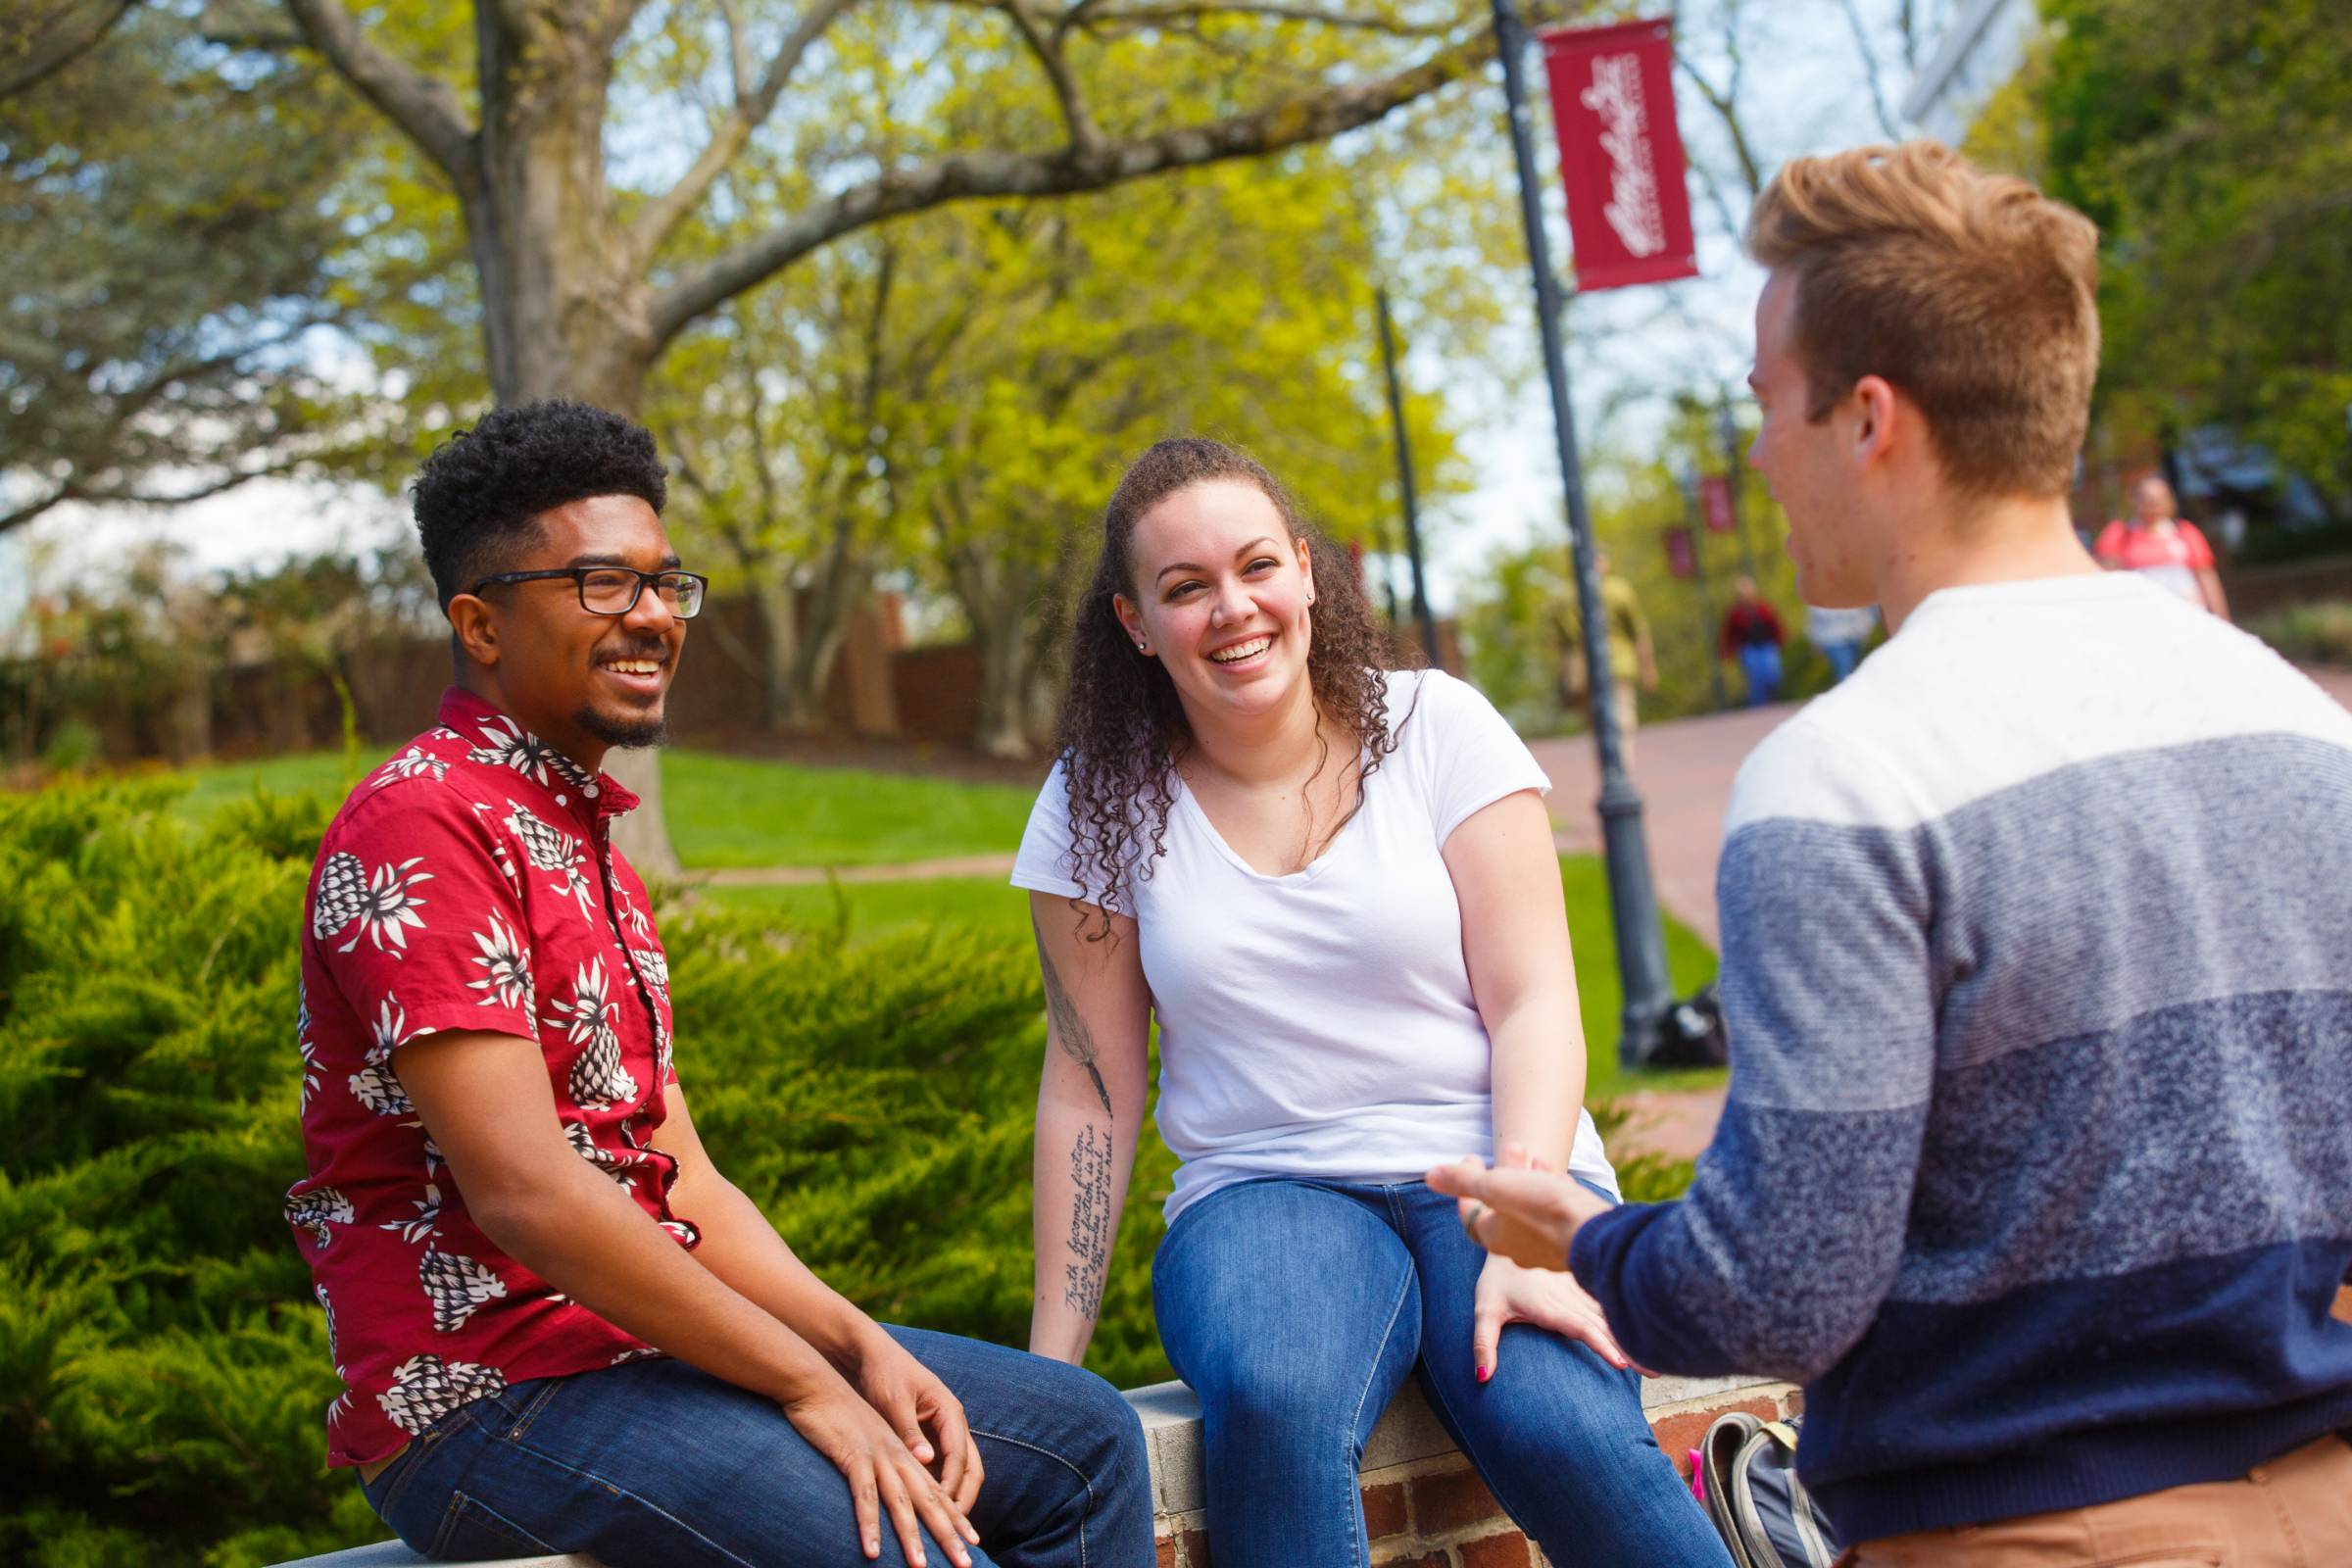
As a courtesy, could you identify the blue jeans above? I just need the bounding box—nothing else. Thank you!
[1738,642,1783,706]
[1152,1178,1731,1568]
[359,1328,1152,1567]
[1821,639,1862,683]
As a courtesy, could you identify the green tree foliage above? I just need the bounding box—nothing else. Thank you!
[0,780,1177,1565]
[0,5,377,536]
[2033,0,2352,508]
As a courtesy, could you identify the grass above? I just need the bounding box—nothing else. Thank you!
[699,856,1722,1102]
[165,747,1038,868]
[662,751,1036,868]
[165,746,1723,1098]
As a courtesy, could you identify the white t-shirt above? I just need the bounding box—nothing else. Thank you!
[1011,668,1619,1221]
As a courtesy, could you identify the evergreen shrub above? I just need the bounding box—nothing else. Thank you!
[0,780,1175,1566]
[2,779,1688,1565]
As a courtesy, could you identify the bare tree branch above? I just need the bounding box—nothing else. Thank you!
[1838,0,1900,140]
[280,0,477,184]
[1674,47,1762,199]
[650,24,1496,348]
[1002,0,1102,156]
[1063,1,1457,37]
[630,0,860,263]
[0,0,137,100]
[714,0,758,100]
[0,452,311,537]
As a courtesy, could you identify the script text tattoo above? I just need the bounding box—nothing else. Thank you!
[1063,1124,1114,1320]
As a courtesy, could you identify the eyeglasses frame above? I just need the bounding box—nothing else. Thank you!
[465,565,710,619]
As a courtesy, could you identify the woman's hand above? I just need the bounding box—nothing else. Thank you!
[781,1372,980,1567]
[845,1328,987,1516]
[1471,1252,1642,1380]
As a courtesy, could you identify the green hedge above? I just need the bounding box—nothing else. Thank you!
[0,780,1690,1566]
[0,780,1177,1565]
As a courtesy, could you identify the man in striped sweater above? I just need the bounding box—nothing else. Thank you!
[1436,143,2352,1564]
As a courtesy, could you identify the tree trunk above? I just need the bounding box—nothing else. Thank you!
[458,6,680,875]
[971,603,1032,760]
[749,567,801,731]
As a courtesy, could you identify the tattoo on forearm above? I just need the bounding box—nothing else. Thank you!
[1063,1123,1113,1319]
[1035,916,1113,1114]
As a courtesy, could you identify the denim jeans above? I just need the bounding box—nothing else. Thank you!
[1739,643,1784,706]
[359,1327,1153,1567]
[1152,1178,1731,1568]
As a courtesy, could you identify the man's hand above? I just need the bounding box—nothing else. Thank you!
[845,1325,986,1517]
[1429,1155,1613,1271]
[782,1372,980,1567]
[1471,1252,1641,1380]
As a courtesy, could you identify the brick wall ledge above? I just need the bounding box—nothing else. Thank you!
[273,1370,1796,1568]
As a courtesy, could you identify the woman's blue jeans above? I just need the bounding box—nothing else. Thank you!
[359,1326,1153,1567]
[1739,643,1785,706]
[1152,1178,1730,1568]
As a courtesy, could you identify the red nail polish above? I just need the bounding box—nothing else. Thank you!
[1476,1364,1491,1383]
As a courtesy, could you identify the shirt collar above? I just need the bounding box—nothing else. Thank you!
[434,687,641,823]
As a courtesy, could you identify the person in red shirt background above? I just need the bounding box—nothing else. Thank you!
[2093,473,2231,618]
[286,399,1150,1568]
[1719,575,1787,707]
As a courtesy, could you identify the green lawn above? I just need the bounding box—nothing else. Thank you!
[663,751,1036,868]
[167,747,1037,868]
[699,855,1721,1101]
[168,749,374,821]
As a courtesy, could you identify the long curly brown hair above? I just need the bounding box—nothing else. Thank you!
[1053,437,1412,928]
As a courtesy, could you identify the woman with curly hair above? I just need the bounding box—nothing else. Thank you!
[1012,439,1727,1567]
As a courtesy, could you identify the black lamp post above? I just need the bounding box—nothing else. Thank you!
[1490,0,1675,1064]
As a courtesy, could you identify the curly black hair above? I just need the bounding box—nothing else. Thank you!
[1053,437,1413,934]
[412,399,668,609]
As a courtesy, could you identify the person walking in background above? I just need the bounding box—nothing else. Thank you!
[286,400,1152,1568]
[1434,142,2352,1566]
[2094,472,2231,617]
[1806,602,1878,683]
[1558,548,1659,762]
[1017,438,1729,1568]
[1720,575,1785,705]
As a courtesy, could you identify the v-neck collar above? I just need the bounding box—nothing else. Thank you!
[1172,765,1369,885]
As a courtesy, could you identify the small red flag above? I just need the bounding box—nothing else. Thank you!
[1542,19,1699,292]
[1700,474,1737,534]
[1663,525,1696,581]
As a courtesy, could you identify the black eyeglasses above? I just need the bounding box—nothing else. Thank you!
[467,566,709,618]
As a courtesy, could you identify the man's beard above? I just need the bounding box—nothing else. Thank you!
[576,704,668,750]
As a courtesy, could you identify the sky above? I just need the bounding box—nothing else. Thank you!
[2,0,1924,640]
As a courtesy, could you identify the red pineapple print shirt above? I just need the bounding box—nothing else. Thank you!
[286,688,692,1467]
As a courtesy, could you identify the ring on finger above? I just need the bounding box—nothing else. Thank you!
[1461,1200,1488,1241]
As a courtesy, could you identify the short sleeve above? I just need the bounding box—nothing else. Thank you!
[2179,521,2216,569]
[1401,671,1552,846]
[309,787,540,1052]
[1009,759,1087,901]
[2092,520,2127,564]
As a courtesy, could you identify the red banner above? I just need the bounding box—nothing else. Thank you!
[1663,525,1696,581]
[1541,19,1698,292]
[1700,473,1737,534]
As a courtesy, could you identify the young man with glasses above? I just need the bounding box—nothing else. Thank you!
[283,400,1151,1568]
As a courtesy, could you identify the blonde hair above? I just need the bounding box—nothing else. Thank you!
[1747,142,2101,498]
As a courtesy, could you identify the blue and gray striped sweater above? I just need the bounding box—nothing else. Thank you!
[1572,572,2352,1543]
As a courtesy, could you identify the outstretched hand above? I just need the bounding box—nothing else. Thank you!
[1429,1145,1614,1272]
